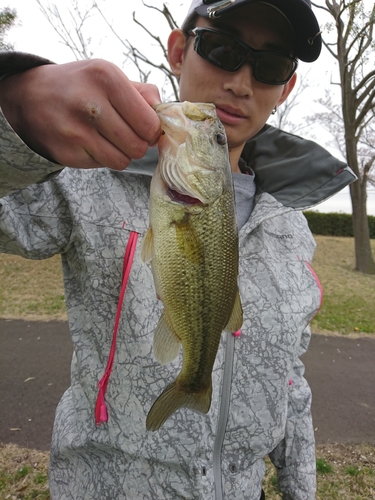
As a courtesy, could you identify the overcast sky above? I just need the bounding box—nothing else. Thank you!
[2,0,374,215]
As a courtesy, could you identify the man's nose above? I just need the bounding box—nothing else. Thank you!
[223,61,255,97]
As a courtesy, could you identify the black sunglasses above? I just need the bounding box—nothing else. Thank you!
[188,27,298,86]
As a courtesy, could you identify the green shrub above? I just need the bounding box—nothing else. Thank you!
[303,211,375,238]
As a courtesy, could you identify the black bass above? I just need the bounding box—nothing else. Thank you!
[141,101,243,431]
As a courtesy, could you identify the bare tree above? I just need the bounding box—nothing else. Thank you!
[37,0,180,100]
[0,7,17,51]
[268,69,313,135]
[36,0,96,60]
[359,110,375,187]
[94,1,180,100]
[312,0,375,274]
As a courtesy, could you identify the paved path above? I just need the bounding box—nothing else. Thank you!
[1,319,374,451]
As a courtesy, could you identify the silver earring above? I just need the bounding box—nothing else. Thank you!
[271,107,277,115]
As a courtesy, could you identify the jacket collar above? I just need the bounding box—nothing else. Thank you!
[125,125,356,210]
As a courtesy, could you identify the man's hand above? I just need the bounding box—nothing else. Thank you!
[0,59,162,170]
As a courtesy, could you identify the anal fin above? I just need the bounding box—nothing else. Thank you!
[153,311,181,365]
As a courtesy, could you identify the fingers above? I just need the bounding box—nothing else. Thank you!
[0,59,163,170]
[105,81,162,151]
[73,59,163,151]
[79,77,161,163]
[64,60,163,168]
[130,81,163,146]
[75,97,151,168]
[47,128,133,171]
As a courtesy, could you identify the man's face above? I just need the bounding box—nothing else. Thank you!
[168,2,297,153]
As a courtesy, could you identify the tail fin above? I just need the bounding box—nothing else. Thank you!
[146,380,212,431]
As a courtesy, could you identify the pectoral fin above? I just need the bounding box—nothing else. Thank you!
[153,311,181,365]
[224,290,243,333]
[174,218,203,264]
[140,227,153,263]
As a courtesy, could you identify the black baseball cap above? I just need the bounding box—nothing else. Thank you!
[183,0,322,62]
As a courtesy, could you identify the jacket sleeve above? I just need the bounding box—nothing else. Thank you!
[0,51,62,198]
[0,70,72,258]
[268,325,316,500]
[0,110,63,198]
[0,50,54,82]
[0,108,72,258]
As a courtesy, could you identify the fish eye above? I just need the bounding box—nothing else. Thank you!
[215,132,226,145]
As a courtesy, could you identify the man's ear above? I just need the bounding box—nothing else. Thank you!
[168,29,187,78]
[277,72,297,107]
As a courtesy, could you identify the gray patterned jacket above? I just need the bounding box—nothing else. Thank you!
[0,52,356,500]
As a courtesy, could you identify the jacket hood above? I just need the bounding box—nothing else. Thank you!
[126,124,356,211]
[241,124,356,209]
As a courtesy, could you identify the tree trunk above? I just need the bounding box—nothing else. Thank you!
[337,4,375,275]
[348,154,375,274]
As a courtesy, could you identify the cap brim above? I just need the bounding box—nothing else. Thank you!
[195,0,322,62]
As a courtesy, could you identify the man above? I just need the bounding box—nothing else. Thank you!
[0,1,355,498]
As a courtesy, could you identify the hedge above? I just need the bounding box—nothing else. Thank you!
[303,211,375,239]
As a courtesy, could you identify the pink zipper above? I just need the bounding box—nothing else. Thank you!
[95,230,139,425]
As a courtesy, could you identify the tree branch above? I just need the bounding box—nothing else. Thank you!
[355,88,375,130]
[36,0,95,60]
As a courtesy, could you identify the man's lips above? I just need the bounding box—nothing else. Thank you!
[216,106,247,125]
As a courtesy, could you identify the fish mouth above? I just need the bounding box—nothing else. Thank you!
[167,188,202,205]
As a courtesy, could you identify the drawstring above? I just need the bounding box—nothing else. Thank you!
[95,230,139,425]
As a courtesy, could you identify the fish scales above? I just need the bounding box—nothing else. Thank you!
[151,192,238,383]
[141,101,243,431]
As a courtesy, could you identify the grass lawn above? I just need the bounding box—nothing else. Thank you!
[310,236,375,336]
[0,254,66,321]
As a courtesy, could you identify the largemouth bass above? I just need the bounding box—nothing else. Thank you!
[141,101,243,431]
